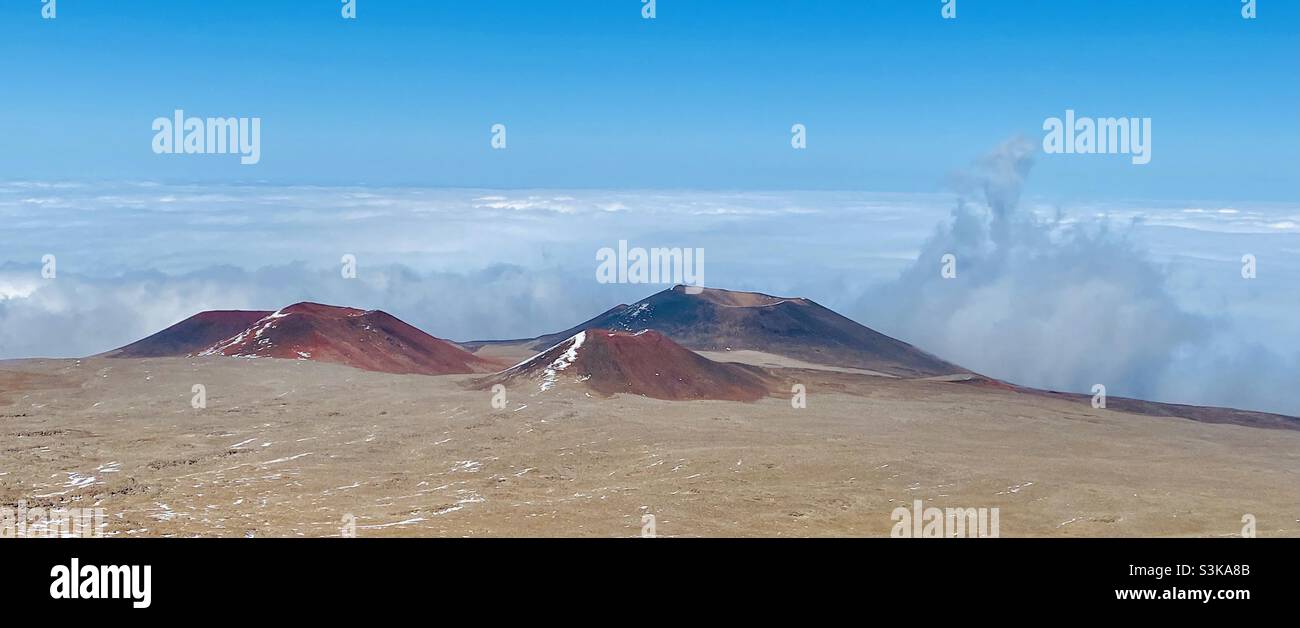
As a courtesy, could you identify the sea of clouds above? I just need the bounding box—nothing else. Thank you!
[2,154,1297,414]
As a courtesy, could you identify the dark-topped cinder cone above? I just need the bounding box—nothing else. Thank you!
[468,285,963,378]
[481,328,776,401]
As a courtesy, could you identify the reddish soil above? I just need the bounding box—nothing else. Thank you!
[483,328,776,402]
[112,302,503,376]
[104,310,272,358]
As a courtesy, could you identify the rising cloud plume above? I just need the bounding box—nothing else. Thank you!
[859,138,1299,414]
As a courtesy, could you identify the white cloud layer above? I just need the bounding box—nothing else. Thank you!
[1,175,1296,414]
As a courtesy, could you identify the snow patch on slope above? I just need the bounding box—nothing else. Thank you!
[499,331,587,392]
[199,309,292,357]
[539,331,585,391]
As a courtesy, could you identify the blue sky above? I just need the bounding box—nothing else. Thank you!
[1,0,1296,201]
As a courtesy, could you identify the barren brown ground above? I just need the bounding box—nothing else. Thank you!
[1,356,1297,537]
